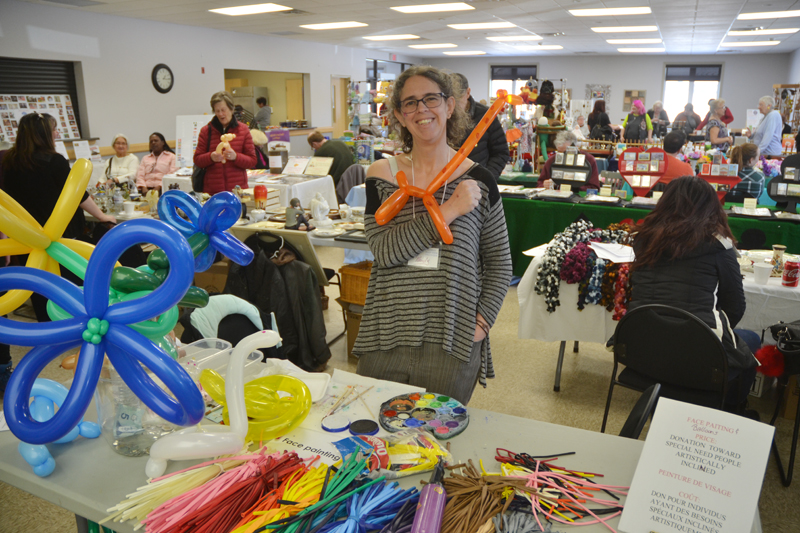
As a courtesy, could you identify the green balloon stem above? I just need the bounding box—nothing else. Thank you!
[45,241,88,280]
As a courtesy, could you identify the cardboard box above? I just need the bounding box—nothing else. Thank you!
[782,375,800,420]
[193,259,230,294]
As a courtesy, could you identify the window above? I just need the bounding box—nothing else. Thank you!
[663,64,722,125]
[490,65,537,98]
[366,59,411,113]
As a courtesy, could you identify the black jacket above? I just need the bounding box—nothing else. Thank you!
[459,96,510,180]
[630,238,755,372]
[225,234,331,371]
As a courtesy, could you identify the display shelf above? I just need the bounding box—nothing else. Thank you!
[549,148,591,192]
[618,147,669,197]
[697,155,741,202]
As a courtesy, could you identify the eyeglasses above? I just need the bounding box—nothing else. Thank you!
[400,93,447,114]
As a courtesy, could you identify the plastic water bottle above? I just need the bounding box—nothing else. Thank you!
[112,189,124,214]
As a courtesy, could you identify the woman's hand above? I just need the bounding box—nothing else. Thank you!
[473,312,489,342]
[138,187,147,196]
[210,151,224,163]
[224,149,237,161]
[441,180,481,224]
[543,179,554,189]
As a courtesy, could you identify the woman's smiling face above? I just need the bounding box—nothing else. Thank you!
[394,75,454,144]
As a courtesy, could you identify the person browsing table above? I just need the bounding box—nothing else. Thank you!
[136,132,177,194]
[659,131,695,185]
[704,99,734,152]
[193,91,257,195]
[353,65,512,405]
[745,95,783,157]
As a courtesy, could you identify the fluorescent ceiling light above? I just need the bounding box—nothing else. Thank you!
[391,2,474,13]
[607,38,662,44]
[720,41,781,47]
[618,47,665,53]
[300,21,368,30]
[514,45,563,51]
[728,28,799,36]
[591,26,658,33]
[738,10,800,20]
[409,43,457,49]
[449,22,516,30]
[571,7,651,17]
[443,51,487,55]
[487,35,542,41]
[363,34,419,41]
[210,3,291,16]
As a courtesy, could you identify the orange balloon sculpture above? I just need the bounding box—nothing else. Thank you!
[375,90,523,244]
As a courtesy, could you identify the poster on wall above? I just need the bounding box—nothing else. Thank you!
[0,94,80,143]
[175,115,212,168]
[623,90,647,112]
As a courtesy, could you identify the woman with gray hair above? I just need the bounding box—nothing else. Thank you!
[704,99,734,152]
[647,101,669,138]
[536,130,601,191]
[353,65,512,404]
[745,95,783,157]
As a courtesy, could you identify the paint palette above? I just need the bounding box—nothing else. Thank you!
[378,392,469,440]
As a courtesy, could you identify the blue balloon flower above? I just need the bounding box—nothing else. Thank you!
[158,190,254,272]
[2,219,204,445]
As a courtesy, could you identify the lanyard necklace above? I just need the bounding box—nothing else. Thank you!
[407,152,449,219]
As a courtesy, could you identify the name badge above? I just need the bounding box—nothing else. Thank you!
[408,245,441,269]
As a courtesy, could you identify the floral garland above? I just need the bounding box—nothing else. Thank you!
[535,220,633,313]
[613,264,631,320]
[598,263,618,311]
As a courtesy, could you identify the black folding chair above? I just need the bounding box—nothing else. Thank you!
[602,304,733,433]
[619,383,661,439]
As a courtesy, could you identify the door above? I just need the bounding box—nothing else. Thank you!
[332,76,350,138]
[286,79,304,121]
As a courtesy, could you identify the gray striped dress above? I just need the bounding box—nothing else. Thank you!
[352,163,512,387]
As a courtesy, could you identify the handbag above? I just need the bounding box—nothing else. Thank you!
[192,125,212,192]
[768,320,800,375]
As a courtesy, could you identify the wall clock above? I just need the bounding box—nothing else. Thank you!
[152,64,174,94]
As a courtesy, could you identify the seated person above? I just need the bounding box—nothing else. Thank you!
[659,131,695,186]
[630,176,757,409]
[536,130,601,192]
[725,143,765,202]
[101,133,139,188]
[136,132,177,194]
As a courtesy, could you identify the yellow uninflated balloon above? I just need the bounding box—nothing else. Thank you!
[200,371,312,444]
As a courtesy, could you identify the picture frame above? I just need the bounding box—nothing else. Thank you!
[636,162,650,172]
[563,172,575,181]
[623,152,637,161]
[622,90,646,112]
[638,152,651,161]
[555,152,564,165]
[552,170,564,179]
[565,153,575,166]
[574,172,587,182]
[651,152,664,161]
[650,161,659,172]
[576,154,586,166]
[711,164,720,176]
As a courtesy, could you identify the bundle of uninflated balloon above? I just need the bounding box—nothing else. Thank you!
[103,448,420,533]
[0,159,258,476]
[533,220,633,316]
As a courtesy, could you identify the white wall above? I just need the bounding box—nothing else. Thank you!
[426,54,791,129]
[0,0,421,146]
[789,50,800,86]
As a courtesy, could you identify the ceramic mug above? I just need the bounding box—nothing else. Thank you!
[248,209,267,223]
[339,205,351,220]
[123,201,137,215]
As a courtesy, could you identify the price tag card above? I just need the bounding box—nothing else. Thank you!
[743,198,758,209]
[619,398,773,533]
[559,184,572,193]
[600,186,613,197]
[653,191,663,200]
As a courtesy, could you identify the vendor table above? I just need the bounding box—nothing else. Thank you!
[739,271,800,332]
[250,175,338,209]
[503,198,800,277]
[1,402,645,533]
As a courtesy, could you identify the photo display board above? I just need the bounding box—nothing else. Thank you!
[0,94,80,142]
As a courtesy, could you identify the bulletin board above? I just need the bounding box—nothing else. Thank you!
[622,90,646,112]
[0,94,80,143]
[175,115,212,168]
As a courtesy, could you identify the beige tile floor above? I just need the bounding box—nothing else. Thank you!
[1,245,798,532]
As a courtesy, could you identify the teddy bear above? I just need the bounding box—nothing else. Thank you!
[215,133,236,164]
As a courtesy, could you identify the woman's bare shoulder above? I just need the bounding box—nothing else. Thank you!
[367,159,394,182]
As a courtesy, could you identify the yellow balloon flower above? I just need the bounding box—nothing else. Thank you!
[0,159,98,315]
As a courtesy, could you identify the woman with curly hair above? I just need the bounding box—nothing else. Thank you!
[353,65,512,404]
[630,176,758,408]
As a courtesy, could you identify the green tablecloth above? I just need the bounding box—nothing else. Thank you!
[503,198,800,277]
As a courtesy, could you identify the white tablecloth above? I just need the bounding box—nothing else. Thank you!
[739,272,800,332]
[250,175,338,209]
[518,255,617,343]
[519,257,800,342]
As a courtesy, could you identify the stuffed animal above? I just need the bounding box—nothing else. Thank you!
[216,133,236,164]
